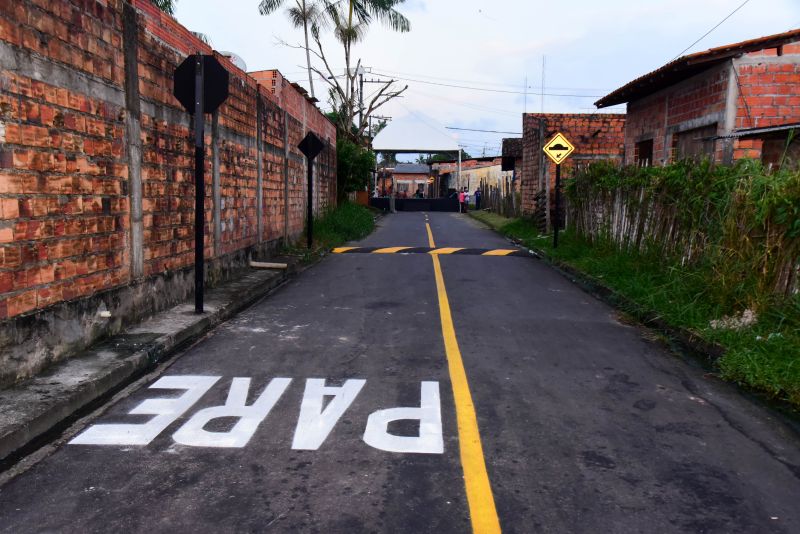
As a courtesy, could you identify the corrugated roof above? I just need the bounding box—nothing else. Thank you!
[596,28,800,108]
[716,122,800,139]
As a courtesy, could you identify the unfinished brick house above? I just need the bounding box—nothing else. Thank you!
[0,0,336,385]
[520,113,626,228]
[595,29,800,168]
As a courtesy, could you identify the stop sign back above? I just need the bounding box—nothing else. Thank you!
[173,54,229,115]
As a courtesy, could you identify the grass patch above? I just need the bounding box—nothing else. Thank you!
[469,210,515,231]
[487,216,800,409]
[313,202,375,248]
[284,202,376,261]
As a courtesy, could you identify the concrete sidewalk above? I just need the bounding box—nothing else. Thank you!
[0,262,302,465]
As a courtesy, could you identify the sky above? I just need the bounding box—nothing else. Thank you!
[174,0,800,160]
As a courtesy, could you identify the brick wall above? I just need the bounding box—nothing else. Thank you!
[622,39,800,164]
[0,0,336,385]
[624,64,731,165]
[520,114,626,219]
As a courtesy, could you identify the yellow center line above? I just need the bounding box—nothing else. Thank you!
[425,222,501,534]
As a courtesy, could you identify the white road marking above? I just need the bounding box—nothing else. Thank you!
[172,378,291,448]
[69,376,220,446]
[291,379,366,450]
[363,381,444,454]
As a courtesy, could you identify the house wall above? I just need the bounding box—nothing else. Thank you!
[623,39,800,164]
[730,42,800,160]
[520,113,626,217]
[625,63,731,165]
[0,0,336,386]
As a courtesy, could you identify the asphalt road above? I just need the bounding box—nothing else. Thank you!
[1,212,800,533]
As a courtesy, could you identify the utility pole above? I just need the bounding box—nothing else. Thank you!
[523,75,527,114]
[359,69,364,131]
[541,56,546,113]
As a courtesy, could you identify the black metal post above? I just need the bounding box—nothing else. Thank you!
[553,163,561,249]
[193,54,205,313]
[307,158,314,248]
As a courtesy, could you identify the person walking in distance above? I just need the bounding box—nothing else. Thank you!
[474,187,482,210]
[463,188,469,213]
[458,189,465,213]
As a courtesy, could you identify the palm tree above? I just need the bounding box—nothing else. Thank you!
[322,1,409,130]
[259,0,326,99]
[151,0,177,15]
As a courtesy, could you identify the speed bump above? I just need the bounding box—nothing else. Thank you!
[331,246,530,257]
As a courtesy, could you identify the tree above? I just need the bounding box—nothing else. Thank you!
[336,138,375,201]
[259,0,325,99]
[311,6,408,143]
[262,1,410,143]
[151,0,177,15]
[417,151,472,164]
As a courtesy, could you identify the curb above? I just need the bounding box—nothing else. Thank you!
[0,264,296,465]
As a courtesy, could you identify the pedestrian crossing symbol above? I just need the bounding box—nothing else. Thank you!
[543,133,575,164]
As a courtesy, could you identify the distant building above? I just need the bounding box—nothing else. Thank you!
[501,138,523,183]
[432,157,513,196]
[392,163,431,198]
[595,29,800,168]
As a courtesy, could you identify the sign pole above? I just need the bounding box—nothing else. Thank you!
[173,53,229,314]
[297,132,325,250]
[542,132,574,250]
[553,163,561,249]
[307,158,313,249]
[193,54,205,313]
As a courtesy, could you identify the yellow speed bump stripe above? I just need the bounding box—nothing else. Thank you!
[373,246,412,254]
[481,249,517,256]
[428,247,464,255]
[426,223,502,534]
[332,246,529,257]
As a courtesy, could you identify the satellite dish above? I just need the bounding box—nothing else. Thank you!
[219,51,247,72]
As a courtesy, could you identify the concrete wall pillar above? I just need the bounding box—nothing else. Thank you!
[212,111,221,254]
[256,89,264,243]
[122,3,143,278]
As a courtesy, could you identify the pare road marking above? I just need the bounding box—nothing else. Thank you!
[69,376,443,454]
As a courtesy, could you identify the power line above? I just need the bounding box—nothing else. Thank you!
[367,67,611,93]
[407,87,520,118]
[371,70,604,98]
[672,0,753,60]
[446,127,522,135]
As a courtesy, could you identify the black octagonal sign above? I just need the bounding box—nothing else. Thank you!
[173,54,230,115]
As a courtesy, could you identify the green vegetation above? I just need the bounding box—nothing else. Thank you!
[470,210,514,230]
[312,202,375,249]
[335,138,376,202]
[471,161,800,409]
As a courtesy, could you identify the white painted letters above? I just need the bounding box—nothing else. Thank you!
[70,375,444,455]
[69,375,220,446]
[172,377,291,448]
[362,381,443,454]
[291,378,366,450]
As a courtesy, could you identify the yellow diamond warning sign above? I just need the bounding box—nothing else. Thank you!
[543,133,575,165]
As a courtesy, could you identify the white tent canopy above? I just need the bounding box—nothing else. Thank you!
[372,113,460,153]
